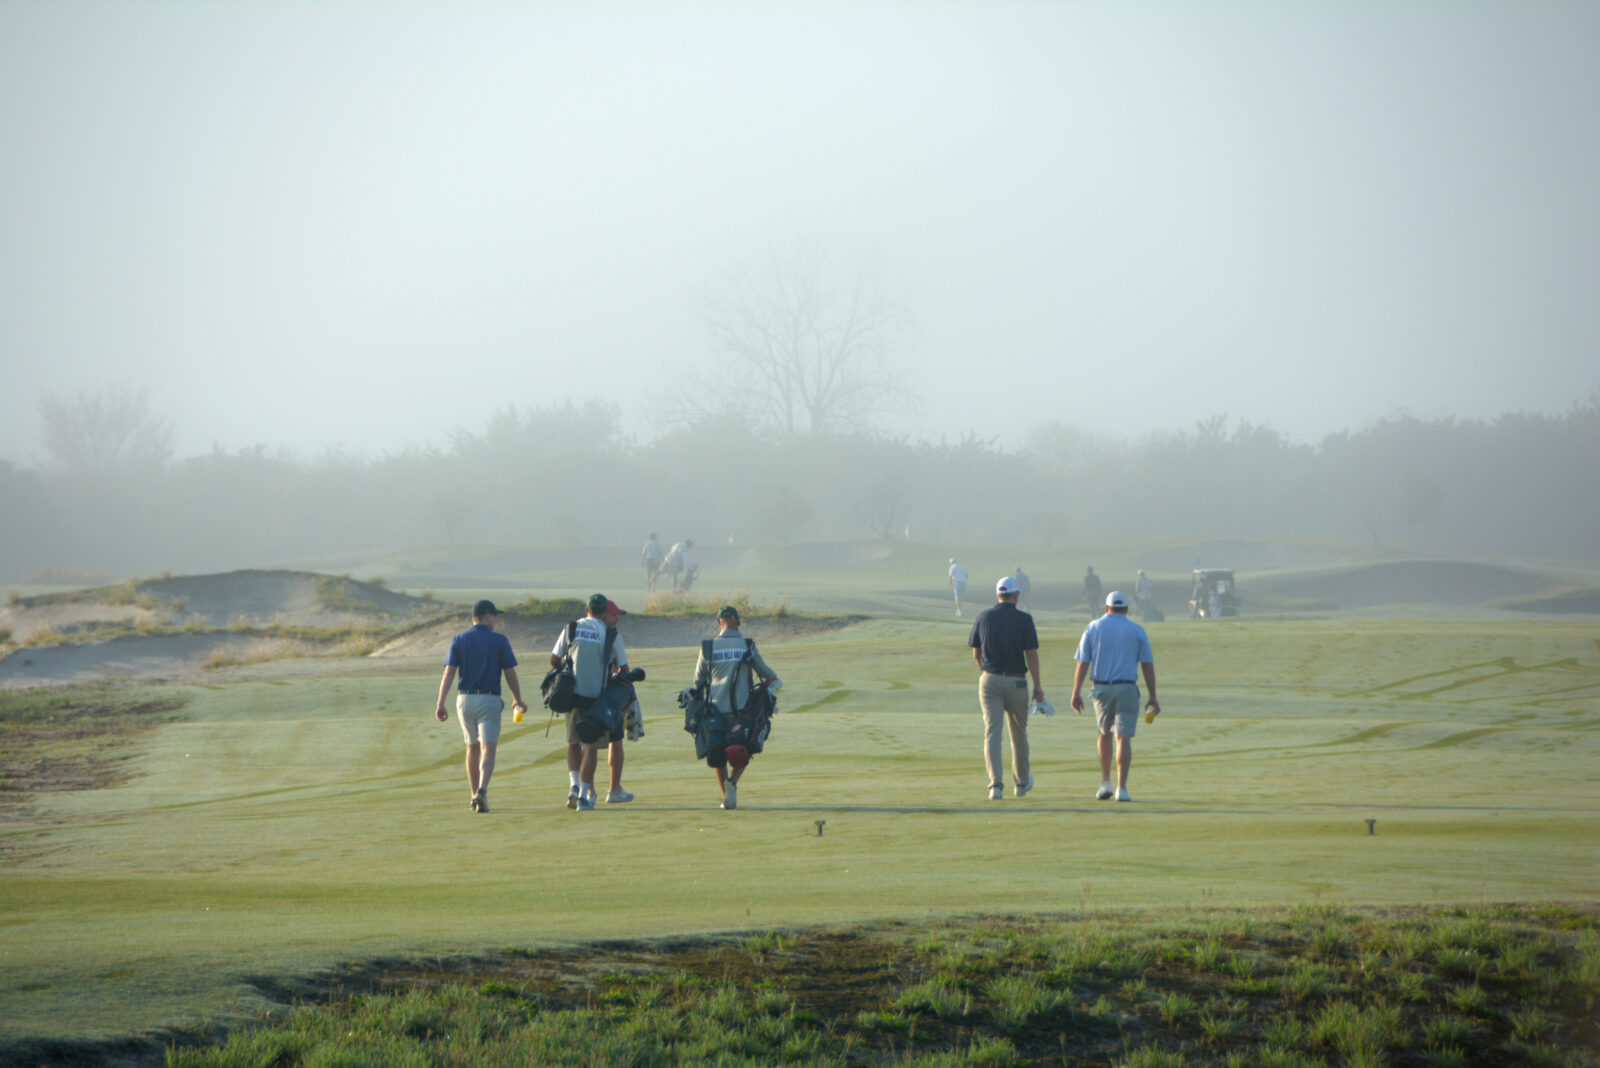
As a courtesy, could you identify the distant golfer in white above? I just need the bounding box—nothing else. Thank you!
[948,558,969,616]
[1071,591,1159,802]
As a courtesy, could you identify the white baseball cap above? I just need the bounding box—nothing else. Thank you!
[996,576,1019,595]
[1106,590,1129,608]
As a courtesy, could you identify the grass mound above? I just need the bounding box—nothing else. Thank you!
[120,905,1600,1067]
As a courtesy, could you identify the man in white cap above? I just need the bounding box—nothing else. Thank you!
[969,575,1044,800]
[1071,591,1160,801]
[948,558,969,616]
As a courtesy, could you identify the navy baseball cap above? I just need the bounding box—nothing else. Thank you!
[472,599,501,617]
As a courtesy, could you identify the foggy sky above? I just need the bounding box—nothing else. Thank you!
[2,1,1596,467]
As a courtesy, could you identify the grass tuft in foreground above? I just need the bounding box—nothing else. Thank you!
[139,905,1600,1068]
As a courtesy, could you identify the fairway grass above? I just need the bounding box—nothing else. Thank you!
[1,615,1596,1052]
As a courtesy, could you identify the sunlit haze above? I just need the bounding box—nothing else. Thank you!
[2,1,1596,464]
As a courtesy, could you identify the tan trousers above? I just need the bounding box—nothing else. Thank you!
[979,672,1031,789]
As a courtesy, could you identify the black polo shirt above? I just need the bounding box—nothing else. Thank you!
[968,602,1038,676]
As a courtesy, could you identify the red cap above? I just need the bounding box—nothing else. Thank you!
[606,600,627,615]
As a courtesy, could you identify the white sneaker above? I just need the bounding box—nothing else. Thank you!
[721,782,738,810]
[1096,781,1114,801]
[606,789,634,803]
[1115,786,1132,802]
[1016,774,1034,798]
[988,785,1003,801]
[567,785,580,810]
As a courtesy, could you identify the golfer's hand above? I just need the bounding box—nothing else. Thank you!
[435,703,448,723]
[1070,693,1085,714]
[1032,685,1044,702]
[512,700,527,715]
[1145,698,1160,718]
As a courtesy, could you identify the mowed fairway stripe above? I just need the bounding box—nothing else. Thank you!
[1,617,1596,1045]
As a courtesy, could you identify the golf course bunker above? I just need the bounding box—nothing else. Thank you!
[1247,559,1556,610]
[0,570,444,688]
[370,611,867,659]
[1137,540,1347,572]
[0,631,332,688]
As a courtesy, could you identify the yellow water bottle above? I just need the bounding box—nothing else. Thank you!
[513,704,525,724]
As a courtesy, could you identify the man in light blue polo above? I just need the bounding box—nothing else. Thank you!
[435,599,527,813]
[1071,590,1160,802]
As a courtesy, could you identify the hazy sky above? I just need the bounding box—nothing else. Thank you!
[2,1,1596,466]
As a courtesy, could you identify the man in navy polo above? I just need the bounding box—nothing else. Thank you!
[1071,591,1160,802]
[435,599,526,813]
[969,575,1045,800]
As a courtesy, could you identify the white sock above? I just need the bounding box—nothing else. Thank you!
[569,771,580,788]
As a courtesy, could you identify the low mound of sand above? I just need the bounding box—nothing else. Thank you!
[1136,540,1348,573]
[1246,560,1553,610]
[371,611,865,659]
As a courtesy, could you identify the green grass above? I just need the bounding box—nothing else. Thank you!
[0,608,1596,1059]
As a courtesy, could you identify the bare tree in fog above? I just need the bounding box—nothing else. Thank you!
[678,244,915,435]
[38,384,174,475]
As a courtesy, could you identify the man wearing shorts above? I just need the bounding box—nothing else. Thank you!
[949,558,969,616]
[551,593,631,811]
[641,533,664,591]
[1071,590,1160,802]
[435,599,527,813]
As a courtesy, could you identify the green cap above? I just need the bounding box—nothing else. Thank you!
[588,593,609,613]
[718,605,740,621]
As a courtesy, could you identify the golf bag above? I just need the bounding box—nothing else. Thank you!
[684,639,775,761]
[540,622,582,713]
[679,562,700,592]
[576,668,645,745]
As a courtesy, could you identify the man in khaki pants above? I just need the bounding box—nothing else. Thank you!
[969,576,1045,800]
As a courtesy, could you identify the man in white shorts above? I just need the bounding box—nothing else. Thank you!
[435,599,527,813]
[1071,591,1160,801]
[948,558,969,616]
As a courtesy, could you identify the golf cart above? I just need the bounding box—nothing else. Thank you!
[1189,569,1240,619]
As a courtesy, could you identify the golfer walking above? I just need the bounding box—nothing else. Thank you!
[1071,591,1160,801]
[435,599,527,813]
[970,575,1044,800]
[641,533,664,591]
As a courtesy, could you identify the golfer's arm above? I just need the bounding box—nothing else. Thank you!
[1140,661,1157,702]
[972,646,983,669]
[436,665,457,709]
[1072,660,1089,696]
[503,667,524,706]
[1025,649,1042,691]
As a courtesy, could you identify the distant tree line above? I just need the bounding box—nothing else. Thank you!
[2,393,1596,581]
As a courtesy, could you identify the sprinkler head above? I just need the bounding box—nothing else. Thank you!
[814,820,826,837]
[1365,819,1377,835]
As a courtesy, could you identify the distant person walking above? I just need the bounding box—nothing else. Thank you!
[1082,566,1102,618]
[691,605,782,810]
[641,533,664,591]
[1012,566,1031,609]
[435,599,527,814]
[663,539,694,593]
[970,575,1044,800]
[949,558,969,616]
[1071,591,1160,802]
[551,593,632,810]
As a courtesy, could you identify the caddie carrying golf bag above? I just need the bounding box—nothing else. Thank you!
[540,622,581,713]
[683,638,774,763]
